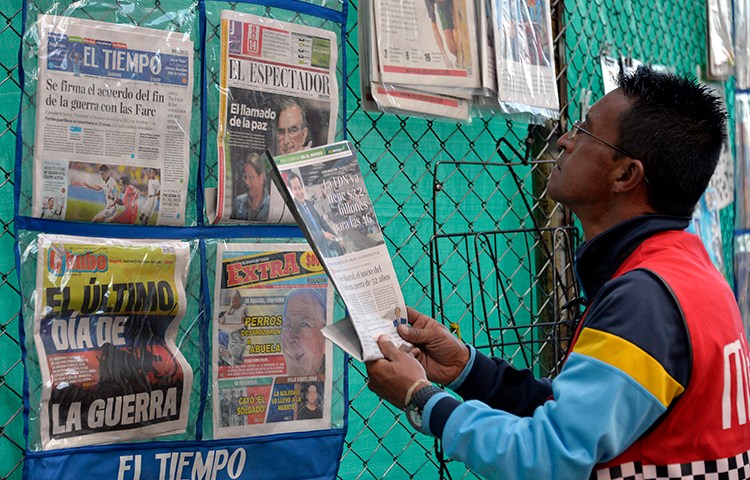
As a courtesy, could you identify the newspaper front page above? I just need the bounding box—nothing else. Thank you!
[33,234,193,450]
[32,15,194,225]
[213,243,334,437]
[491,0,559,119]
[211,11,339,224]
[266,142,410,361]
[373,0,480,88]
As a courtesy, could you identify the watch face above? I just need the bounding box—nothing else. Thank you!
[406,405,422,430]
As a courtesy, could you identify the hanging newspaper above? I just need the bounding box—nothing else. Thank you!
[706,0,734,80]
[704,82,734,210]
[735,94,750,229]
[32,15,193,225]
[210,11,339,224]
[491,0,559,121]
[373,0,480,89]
[32,234,193,450]
[735,0,750,89]
[213,243,334,437]
[265,142,411,361]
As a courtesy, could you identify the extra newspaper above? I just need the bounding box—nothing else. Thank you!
[32,15,194,225]
[211,11,339,224]
[266,142,410,361]
[491,0,559,119]
[213,243,333,437]
[33,234,193,450]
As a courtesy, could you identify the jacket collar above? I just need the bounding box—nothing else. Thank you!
[575,215,691,301]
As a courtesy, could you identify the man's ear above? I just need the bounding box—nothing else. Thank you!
[613,159,646,193]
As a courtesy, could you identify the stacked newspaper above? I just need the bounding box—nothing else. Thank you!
[32,15,194,225]
[264,141,411,361]
[207,11,339,224]
[359,0,559,122]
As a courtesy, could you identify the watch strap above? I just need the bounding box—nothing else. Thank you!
[409,385,443,411]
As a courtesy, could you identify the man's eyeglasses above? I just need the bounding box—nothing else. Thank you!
[567,120,635,159]
[276,125,304,140]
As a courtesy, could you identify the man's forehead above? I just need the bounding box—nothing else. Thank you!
[588,88,632,123]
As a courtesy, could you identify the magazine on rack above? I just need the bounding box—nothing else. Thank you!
[208,11,339,224]
[213,242,334,437]
[264,142,411,361]
[31,234,193,450]
[32,15,193,225]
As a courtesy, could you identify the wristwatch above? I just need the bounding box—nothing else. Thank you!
[405,385,443,431]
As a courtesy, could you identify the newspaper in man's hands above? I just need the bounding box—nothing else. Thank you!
[263,141,411,361]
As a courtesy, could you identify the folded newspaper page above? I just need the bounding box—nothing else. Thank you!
[491,0,559,120]
[373,0,481,88]
[210,11,339,224]
[32,234,193,450]
[32,15,193,225]
[213,243,334,437]
[264,142,410,361]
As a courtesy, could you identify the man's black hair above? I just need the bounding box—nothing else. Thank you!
[616,65,727,216]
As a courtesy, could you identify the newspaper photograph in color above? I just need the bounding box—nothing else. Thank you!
[213,243,334,437]
[373,0,480,88]
[491,0,559,120]
[265,142,411,361]
[32,234,193,450]
[32,15,194,225]
[211,11,339,224]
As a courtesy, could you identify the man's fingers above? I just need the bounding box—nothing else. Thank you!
[377,335,399,360]
[406,306,424,326]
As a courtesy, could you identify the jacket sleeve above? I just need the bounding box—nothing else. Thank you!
[450,345,552,417]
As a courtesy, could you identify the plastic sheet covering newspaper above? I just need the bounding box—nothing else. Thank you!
[736,94,750,229]
[706,0,734,80]
[705,83,734,210]
[735,0,750,89]
[735,233,750,337]
[491,0,559,120]
[265,142,410,361]
[209,11,339,224]
[28,234,193,450]
[31,15,194,225]
[213,242,334,437]
[372,0,480,89]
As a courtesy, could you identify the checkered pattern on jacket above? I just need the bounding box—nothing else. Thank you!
[593,450,750,480]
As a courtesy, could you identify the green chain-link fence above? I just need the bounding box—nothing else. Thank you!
[0,0,734,479]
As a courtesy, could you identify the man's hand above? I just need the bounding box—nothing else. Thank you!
[366,336,428,409]
[397,307,470,385]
